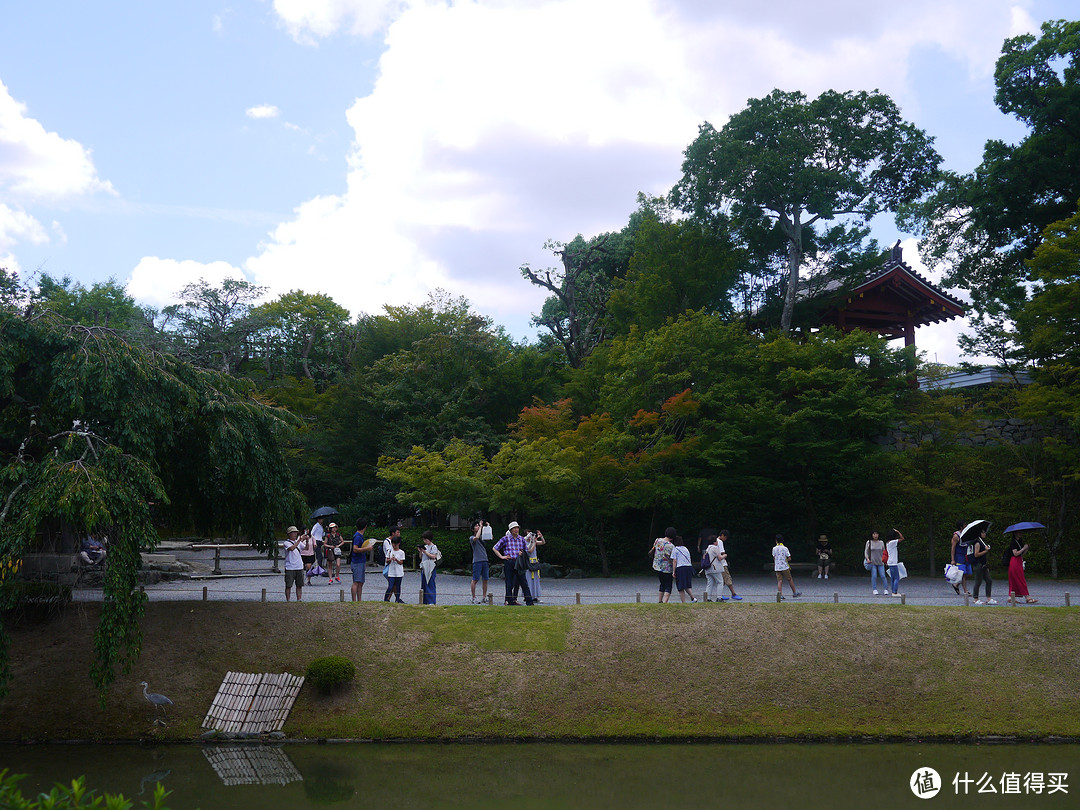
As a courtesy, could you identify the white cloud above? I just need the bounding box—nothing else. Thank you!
[203,0,1031,338]
[0,204,48,252]
[127,257,249,309]
[273,0,409,43]
[0,80,115,200]
[246,104,281,119]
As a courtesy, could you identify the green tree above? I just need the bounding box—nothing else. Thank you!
[167,277,267,374]
[606,214,742,334]
[902,20,1080,327]
[673,88,941,332]
[0,307,301,698]
[249,290,353,384]
[31,274,145,331]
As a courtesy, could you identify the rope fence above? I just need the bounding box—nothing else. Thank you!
[69,584,1074,608]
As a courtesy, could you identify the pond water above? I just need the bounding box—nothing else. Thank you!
[1,742,1076,808]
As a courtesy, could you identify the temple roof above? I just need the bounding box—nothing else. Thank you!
[811,243,965,341]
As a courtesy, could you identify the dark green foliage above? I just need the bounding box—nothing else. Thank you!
[0,306,303,698]
[306,655,356,692]
[0,769,171,809]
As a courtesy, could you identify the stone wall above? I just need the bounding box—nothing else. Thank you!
[877,418,1074,451]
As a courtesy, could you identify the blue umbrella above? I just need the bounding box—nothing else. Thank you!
[1002,521,1046,533]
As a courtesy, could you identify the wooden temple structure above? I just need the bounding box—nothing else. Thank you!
[811,241,965,348]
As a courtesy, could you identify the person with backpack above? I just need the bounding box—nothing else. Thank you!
[382,527,400,585]
[702,534,725,602]
[969,526,996,605]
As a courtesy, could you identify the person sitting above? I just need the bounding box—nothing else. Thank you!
[79,533,107,566]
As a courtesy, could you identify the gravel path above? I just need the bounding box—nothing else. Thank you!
[71,543,1078,608]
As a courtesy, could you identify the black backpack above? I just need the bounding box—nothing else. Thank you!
[374,540,387,566]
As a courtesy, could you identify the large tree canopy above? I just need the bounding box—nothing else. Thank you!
[0,304,302,697]
[673,88,941,332]
[901,19,1080,321]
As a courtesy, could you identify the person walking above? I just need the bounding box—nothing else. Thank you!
[864,530,891,595]
[715,529,742,601]
[773,535,801,599]
[969,526,996,605]
[949,520,971,597]
[298,530,316,586]
[703,534,724,602]
[1005,528,1038,604]
[672,534,698,603]
[419,530,440,605]
[650,529,676,603]
[281,526,304,602]
[470,521,491,604]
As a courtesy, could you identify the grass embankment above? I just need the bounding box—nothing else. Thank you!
[2,601,1078,741]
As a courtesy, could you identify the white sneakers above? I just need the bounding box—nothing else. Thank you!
[873,589,879,595]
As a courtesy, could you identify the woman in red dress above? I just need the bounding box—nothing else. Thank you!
[1006,529,1038,604]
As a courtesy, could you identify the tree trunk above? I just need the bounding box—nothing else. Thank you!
[779,212,803,333]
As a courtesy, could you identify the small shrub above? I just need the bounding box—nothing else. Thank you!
[306,655,356,693]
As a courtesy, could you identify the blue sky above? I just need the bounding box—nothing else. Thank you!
[1,0,1073,363]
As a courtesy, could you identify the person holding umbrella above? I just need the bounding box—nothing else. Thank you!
[309,507,337,570]
[969,524,996,605]
[1003,522,1044,604]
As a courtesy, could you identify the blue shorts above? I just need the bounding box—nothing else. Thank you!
[351,565,366,584]
[472,561,489,581]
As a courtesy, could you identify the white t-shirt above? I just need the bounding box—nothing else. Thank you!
[715,539,729,569]
[673,544,692,568]
[281,539,303,571]
[387,548,405,577]
[772,544,790,571]
[310,522,325,543]
[886,539,900,566]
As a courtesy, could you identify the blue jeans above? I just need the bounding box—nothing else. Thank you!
[888,565,900,593]
[870,564,889,592]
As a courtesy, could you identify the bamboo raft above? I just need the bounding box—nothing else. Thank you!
[201,671,305,734]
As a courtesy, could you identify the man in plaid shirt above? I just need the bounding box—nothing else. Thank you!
[493,521,535,606]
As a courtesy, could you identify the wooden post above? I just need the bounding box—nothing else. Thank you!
[213,547,222,576]
[575,592,581,605]
[833,592,839,604]
[202,586,208,601]
[487,593,493,606]
[964,592,970,606]
[636,592,641,603]
[1009,590,1016,606]
[776,592,781,603]
[340,589,345,602]
[901,593,906,605]
[261,588,266,603]
[1066,592,1071,607]
[418,588,423,604]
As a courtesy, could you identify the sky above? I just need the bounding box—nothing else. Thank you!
[1,0,1073,364]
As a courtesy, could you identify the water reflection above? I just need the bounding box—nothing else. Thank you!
[1,742,1076,809]
[202,746,301,786]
